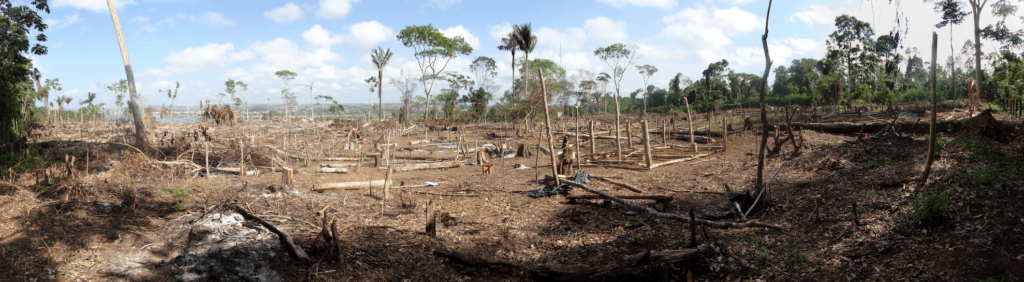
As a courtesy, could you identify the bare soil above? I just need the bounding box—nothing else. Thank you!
[1,106,1023,281]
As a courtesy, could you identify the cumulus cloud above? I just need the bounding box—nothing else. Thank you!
[597,0,676,9]
[265,2,303,24]
[660,6,760,63]
[347,21,394,49]
[141,43,254,76]
[52,0,134,12]
[316,0,360,20]
[201,12,235,27]
[47,14,82,29]
[790,4,833,26]
[584,17,628,45]
[441,25,480,50]
[489,23,513,40]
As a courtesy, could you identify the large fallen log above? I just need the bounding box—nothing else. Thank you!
[313,180,385,191]
[565,195,670,203]
[560,179,784,230]
[780,109,1010,134]
[316,167,348,173]
[379,160,462,172]
[649,153,713,169]
[320,163,362,168]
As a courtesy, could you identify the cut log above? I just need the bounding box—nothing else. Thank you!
[316,167,348,173]
[565,195,669,203]
[410,139,431,145]
[320,163,362,168]
[313,180,386,191]
[383,160,463,172]
[649,153,712,169]
[779,109,1009,134]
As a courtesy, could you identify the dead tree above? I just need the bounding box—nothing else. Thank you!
[922,32,939,181]
[753,0,774,208]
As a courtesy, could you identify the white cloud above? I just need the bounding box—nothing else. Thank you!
[142,43,254,76]
[790,4,833,26]
[201,12,235,27]
[48,14,82,29]
[441,25,480,50]
[660,6,761,63]
[597,0,676,9]
[430,0,461,9]
[130,16,149,23]
[302,25,344,48]
[52,0,134,12]
[158,12,237,28]
[489,23,513,40]
[265,2,303,24]
[316,0,360,20]
[347,21,394,49]
[141,25,158,33]
[535,27,587,52]
[584,17,628,45]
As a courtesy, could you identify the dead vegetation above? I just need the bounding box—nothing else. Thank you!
[0,103,1022,281]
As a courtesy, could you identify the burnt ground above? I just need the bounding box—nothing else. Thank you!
[1,106,1023,281]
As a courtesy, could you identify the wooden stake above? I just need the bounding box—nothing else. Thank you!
[722,117,728,152]
[626,119,632,149]
[683,97,696,152]
[426,199,437,237]
[239,139,245,178]
[539,68,560,186]
[204,141,210,179]
[574,107,581,172]
[382,164,392,216]
[589,120,596,156]
[641,120,653,169]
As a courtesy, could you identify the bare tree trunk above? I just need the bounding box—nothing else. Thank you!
[539,69,559,186]
[922,32,939,181]
[754,0,775,203]
[106,0,149,152]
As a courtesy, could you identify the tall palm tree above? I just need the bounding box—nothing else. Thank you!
[497,32,518,95]
[370,46,393,119]
[513,23,538,101]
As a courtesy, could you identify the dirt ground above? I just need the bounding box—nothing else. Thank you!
[2,105,1023,281]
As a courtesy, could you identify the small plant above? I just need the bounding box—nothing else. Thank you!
[829,139,837,145]
[864,161,880,169]
[166,188,189,211]
[119,172,137,209]
[908,189,950,223]
[974,163,1015,186]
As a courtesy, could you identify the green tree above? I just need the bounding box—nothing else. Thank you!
[396,24,473,120]
[0,0,49,145]
[827,15,875,106]
[594,43,638,160]
[162,82,180,120]
[79,92,96,122]
[636,64,658,115]
[470,56,498,92]
[370,46,393,119]
[934,0,968,100]
[274,70,298,121]
[512,23,538,107]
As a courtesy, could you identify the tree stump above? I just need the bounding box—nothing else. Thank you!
[516,143,531,157]
[482,164,494,175]
[557,147,575,175]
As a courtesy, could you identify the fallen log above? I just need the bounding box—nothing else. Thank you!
[231,205,310,264]
[320,163,362,168]
[649,153,712,169]
[560,179,784,230]
[566,195,670,203]
[316,167,348,173]
[313,180,385,191]
[379,160,462,172]
[779,109,1010,134]
[592,176,643,193]
[314,157,361,161]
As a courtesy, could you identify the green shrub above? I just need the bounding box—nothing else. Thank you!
[166,188,188,211]
[974,163,1015,186]
[908,189,950,223]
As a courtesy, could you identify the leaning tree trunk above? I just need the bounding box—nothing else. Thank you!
[106,0,150,152]
[922,32,939,181]
[754,0,774,204]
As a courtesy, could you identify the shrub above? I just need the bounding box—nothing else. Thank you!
[166,188,189,211]
[119,172,136,209]
[908,189,950,223]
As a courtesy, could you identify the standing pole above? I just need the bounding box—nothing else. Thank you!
[683,97,696,152]
[574,107,581,171]
[922,32,939,181]
[105,0,149,151]
[641,120,653,169]
[539,68,560,186]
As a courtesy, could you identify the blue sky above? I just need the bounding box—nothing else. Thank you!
[34,0,1022,110]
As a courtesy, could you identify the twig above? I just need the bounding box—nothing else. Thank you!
[231,205,311,264]
[593,176,643,193]
[746,164,784,218]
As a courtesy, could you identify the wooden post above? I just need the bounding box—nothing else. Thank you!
[683,97,696,152]
[239,139,245,178]
[425,199,437,237]
[626,119,632,149]
[382,164,392,216]
[574,107,581,171]
[662,122,667,144]
[722,117,728,152]
[539,68,560,186]
[641,120,653,169]
[589,120,596,156]
[204,141,210,178]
